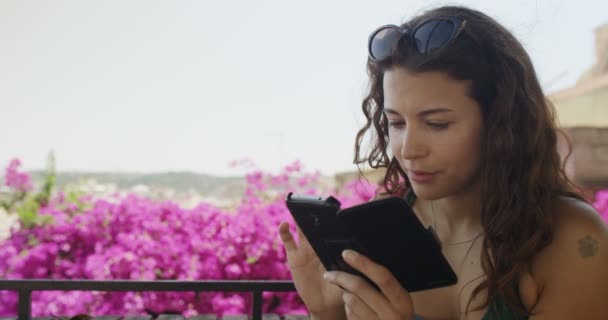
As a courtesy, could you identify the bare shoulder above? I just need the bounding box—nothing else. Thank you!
[534,196,608,266]
[528,196,608,318]
[549,197,608,253]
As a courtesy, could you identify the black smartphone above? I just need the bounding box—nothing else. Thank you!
[285,192,458,292]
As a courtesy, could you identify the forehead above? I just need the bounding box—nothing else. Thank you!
[382,67,477,114]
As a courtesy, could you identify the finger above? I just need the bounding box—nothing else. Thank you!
[345,305,363,320]
[345,304,364,320]
[324,270,392,315]
[342,249,414,316]
[278,221,297,252]
[294,223,313,251]
[343,291,378,320]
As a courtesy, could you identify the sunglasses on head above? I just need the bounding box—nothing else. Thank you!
[368,16,467,62]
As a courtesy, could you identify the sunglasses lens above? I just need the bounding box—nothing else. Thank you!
[414,19,456,54]
[370,27,401,60]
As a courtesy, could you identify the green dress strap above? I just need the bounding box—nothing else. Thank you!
[405,188,416,206]
[482,295,528,319]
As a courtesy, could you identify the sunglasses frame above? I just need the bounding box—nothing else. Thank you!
[367,16,466,62]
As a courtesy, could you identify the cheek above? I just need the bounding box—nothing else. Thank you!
[441,126,483,173]
[389,136,402,155]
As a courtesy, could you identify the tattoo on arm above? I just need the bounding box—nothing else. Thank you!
[578,235,599,258]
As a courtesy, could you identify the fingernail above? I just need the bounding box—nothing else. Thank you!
[323,272,335,281]
[342,292,352,303]
[342,249,357,260]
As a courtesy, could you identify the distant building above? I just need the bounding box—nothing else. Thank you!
[549,23,608,197]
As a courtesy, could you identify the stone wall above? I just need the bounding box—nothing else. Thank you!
[559,127,608,200]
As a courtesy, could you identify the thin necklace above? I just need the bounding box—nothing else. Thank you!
[430,200,484,248]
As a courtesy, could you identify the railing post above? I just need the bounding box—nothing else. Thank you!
[18,289,31,320]
[252,290,263,320]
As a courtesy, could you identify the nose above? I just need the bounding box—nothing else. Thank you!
[399,126,427,160]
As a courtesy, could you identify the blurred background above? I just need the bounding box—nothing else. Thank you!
[1,0,607,177]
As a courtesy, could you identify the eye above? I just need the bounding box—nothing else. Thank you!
[388,120,405,129]
[427,122,449,130]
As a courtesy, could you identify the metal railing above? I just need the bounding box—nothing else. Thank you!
[0,279,298,320]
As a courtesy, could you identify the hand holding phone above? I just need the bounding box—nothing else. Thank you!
[285,192,457,292]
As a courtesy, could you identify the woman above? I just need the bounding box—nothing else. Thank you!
[278,5,608,320]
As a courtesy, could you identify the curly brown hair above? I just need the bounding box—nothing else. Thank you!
[353,5,585,317]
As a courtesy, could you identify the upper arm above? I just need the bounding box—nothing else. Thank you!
[530,200,608,319]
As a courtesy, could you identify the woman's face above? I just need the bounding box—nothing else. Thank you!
[383,67,484,200]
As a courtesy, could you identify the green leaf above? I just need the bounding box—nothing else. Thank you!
[40,215,55,226]
[16,198,40,229]
[27,234,39,246]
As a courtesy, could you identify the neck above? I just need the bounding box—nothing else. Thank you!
[429,182,483,241]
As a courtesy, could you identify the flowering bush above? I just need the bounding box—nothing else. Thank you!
[3,159,33,192]
[1,153,56,228]
[593,190,608,224]
[0,159,377,317]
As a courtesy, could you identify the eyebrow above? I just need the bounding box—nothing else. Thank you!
[383,107,454,117]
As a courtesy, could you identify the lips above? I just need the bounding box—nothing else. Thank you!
[406,169,436,183]
[407,169,434,175]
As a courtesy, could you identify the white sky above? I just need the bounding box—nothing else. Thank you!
[1,0,606,176]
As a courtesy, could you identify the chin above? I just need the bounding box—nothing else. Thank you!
[409,183,446,201]
[411,177,480,201]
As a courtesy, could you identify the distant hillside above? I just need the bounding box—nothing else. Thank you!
[6,169,377,200]
[27,171,248,198]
